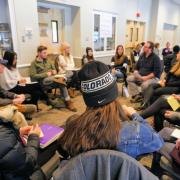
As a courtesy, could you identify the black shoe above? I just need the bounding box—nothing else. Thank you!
[130,95,143,103]
[135,103,146,111]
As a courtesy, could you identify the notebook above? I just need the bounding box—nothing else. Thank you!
[167,96,180,111]
[171,129,180,139]
[40,124,64,149]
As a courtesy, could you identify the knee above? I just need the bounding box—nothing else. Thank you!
[127,75,134,82]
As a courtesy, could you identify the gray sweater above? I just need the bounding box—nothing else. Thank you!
[53,150,159,180]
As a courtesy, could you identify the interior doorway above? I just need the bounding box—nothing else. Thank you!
[37,1,81,56]
[125,20,145,54]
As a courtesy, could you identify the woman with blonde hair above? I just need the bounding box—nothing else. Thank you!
[137,52,180,110]
[58,42,75,74]
[57,61,163,159]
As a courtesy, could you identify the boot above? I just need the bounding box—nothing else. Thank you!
[66,100,77,112]
[53,77,66,86]
[68,88,76,98]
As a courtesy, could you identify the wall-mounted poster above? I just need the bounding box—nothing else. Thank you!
[100,13,112,38]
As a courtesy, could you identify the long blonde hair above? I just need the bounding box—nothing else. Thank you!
[170,52,180,76]
[57,99,129,157]
[60,42,70,56]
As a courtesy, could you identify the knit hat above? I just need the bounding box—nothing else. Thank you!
[78,61,118,107]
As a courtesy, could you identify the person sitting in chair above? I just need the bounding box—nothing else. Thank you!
[111,45,129,79]
[30,45,76,112]
[57,61,164,159]
[127,41,161,103]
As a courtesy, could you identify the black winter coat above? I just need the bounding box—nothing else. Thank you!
[0,118,44,180]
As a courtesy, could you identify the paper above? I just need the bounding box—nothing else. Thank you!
[100,13,112,38]
[54,74,66,78]
[167,96,180,111]
[171,129,180,139]
[65,67,80,71]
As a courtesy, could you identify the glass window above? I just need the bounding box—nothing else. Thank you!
[106,17,116,51]
[93,12,116,52]
[94,14,104,51]
[51,20,58,43]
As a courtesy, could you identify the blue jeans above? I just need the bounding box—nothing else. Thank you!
[114,69,124,79]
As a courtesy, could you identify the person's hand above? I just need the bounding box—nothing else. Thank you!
[159,79,166,87]
[29,124,41,137]
[0,64,4,73]
[164,110,174,119]
[176,139,180,149]
[13,97,24,105]
[52,70,57,75]
[19,126,33,136]
[140,76,148,81]
[47,71,52,76]
[172,94,180,101]
[16,94,25,101]
[122,105,136,117]
[19,79,26,85]
[111,68,116,75]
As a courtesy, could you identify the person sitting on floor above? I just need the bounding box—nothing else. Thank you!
[0,51,47,107]
[30,45,76,112]
[57,61,164,159]
[111,45,129,79]
[137,52,180,110]
[127,41,161,103]
[81,47,95,66]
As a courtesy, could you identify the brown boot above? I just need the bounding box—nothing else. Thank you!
[53,77,66,86]
[66,100,77,112]
[68,88,76,98]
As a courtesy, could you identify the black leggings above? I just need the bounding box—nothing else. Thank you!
[141,97,171,119]
[10,83,46,105]
[144,83,180,105]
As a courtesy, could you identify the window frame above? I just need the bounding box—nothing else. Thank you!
[93,11,117,56]
[51,20,59,43]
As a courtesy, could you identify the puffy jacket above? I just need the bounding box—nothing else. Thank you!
[0,118,44,180]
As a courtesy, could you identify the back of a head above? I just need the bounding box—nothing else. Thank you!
[58,61,128,157]
[3,51,17,68]
[173,45,180,54]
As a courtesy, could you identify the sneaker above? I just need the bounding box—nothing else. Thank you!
[130,95,143,103]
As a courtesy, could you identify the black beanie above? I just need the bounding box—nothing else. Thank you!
[78,61,118,107]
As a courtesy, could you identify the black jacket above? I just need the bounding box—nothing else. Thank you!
[135,52,161,78]
[0,118,44,180]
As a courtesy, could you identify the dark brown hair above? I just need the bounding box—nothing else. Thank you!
[147,41,154,51]
[37,45,47,53]
[58,99,129,157]
[3,51,17,69]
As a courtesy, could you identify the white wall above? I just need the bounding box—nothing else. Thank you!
[0,0,10,23]
[155,0,180,47]
[8,0,40,67]
[7,0,180,67]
